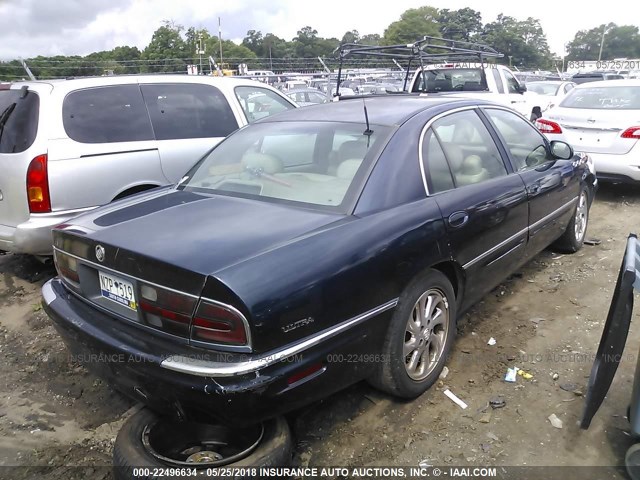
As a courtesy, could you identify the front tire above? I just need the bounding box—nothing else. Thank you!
[369,269,456,398]
[554,187,589,253]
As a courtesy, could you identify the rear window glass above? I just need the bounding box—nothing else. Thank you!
[412,68,488,93]
[63,85,154,143]
[560,86,640,109]
[0,89,39,153]
[141,83,238,140]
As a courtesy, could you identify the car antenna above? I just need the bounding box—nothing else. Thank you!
[362,98,373,146]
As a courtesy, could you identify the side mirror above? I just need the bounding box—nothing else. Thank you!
[516,83,527,93]
[550,140,573,160]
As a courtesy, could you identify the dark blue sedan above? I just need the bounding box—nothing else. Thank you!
[43,96,595,466]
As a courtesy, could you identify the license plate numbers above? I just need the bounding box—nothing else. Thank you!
[99,271,137,311]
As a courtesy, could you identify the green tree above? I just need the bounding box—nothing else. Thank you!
[383,6,441,44]
[480,14,552,68]
[437,8,483,42]
[292,26,321,57]
[142,21,189,73]
[341,30,360,44]
[360,33,381,46]
[242,30,264,56]
[567,23,640,60]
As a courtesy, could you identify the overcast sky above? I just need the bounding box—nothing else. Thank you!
[0,0,638,60]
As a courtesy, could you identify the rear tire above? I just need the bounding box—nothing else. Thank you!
[369,269,456,398]
[113,409,292,480]
[554,187,589,253]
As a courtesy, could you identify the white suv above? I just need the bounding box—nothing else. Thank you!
[0,75,297,257]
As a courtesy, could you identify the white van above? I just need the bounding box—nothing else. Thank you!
[0,75,297,257]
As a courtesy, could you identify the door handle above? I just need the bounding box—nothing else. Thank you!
[528,184,540,195]
[448,211,469,228]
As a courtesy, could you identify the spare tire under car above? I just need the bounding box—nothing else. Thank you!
[113,408,292,479]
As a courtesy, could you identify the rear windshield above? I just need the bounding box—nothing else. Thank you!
[560,85,640,109]
[0,89,39,154]
[412,68,488,93]
[181,121,391,212]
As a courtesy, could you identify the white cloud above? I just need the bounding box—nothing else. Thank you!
[0,0,638,60]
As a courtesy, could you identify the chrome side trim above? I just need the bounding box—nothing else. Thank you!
[462,226,528,270]
[563,124,621,132]
[485,240,525,268]
[417,106,480,197]
[462,197,578,270]
[529,197,577,232]
[160,298,399,377]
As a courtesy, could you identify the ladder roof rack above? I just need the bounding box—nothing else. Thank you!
[333,35,504,96]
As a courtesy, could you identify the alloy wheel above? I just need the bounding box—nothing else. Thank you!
[403,288,449,381]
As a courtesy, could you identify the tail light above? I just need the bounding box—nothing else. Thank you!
[621,127,640,139]
[139,284,197,338]
[191,300,249,347]
[26,154,51,213]
[535,119,563,134]
[53,250,79,283]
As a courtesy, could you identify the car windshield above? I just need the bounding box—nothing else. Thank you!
[181,121,390,210]
[526,82,561,96]
[560,85,640,109]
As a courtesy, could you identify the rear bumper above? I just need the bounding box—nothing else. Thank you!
[584,151,640,183]
[42,278,393,426]
[0,207,96,255]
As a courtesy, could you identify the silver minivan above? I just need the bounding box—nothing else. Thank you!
[0,75,297,257]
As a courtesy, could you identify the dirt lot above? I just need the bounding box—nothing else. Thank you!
[1,182,640,479]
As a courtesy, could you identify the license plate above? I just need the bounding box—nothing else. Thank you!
[99,271,137,311]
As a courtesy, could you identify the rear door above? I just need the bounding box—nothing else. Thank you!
[47,84,164,211]
[421,108,529,308]
[481,107,579,255]
[0,86,43,228]
[140,82,241,182]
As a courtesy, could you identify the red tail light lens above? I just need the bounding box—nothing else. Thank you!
[53,250,79,283]
[535,119,563,134]
[621,127,640,139]
[139,284,197,338]
[191,301,249,346]
[26,154,51,213]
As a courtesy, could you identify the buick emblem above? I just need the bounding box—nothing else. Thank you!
[95,245,106,262]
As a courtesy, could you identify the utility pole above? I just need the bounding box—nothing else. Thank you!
[196,32,205,75]
[18,57,36,81]
[218,17,223,71]
[598,26,608,62]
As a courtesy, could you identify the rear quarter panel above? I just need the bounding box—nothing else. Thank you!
[211,198,449,353]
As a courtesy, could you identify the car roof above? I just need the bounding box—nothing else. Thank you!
[259,95,499,126]
[527,80,566,85]
[574,78,640,88]
[5,74,276,92]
